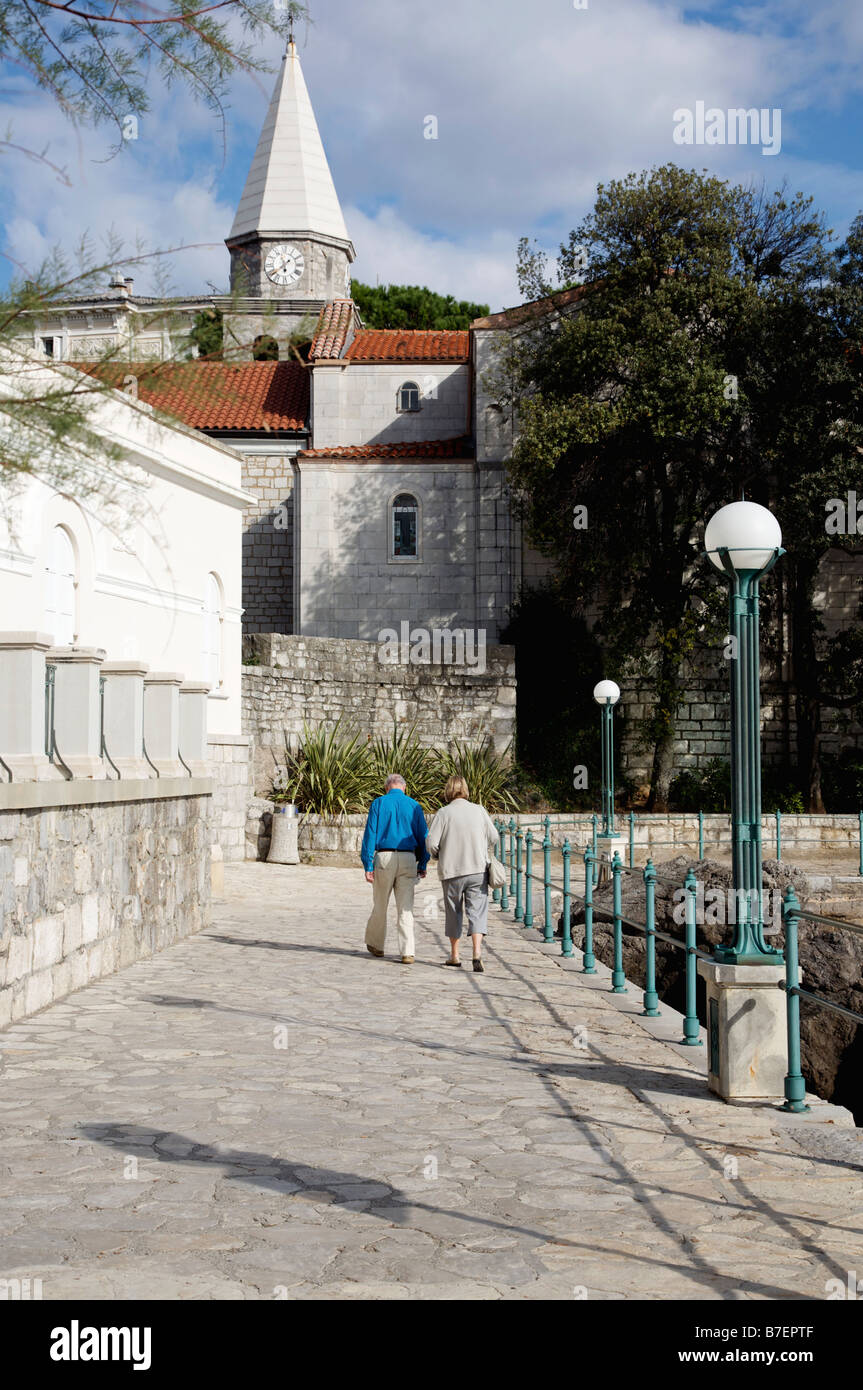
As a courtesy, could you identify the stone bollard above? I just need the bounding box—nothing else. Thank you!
[143,673,184,777]
[179,681,211,777]
[268,804,300,864]
[46,646,107,779]
[211,842,225,897]
[0,632,57,780]
[101,660,149,778]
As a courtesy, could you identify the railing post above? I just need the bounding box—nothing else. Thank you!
[492,820,502,903]
[543,830,553,942]
[591,813,598,885]
[682,868,703,1046]
[642,858,659,1016]
[508,817,517,901]
[611,852,627,993]
[515,826,524,921]
[582,847,596,973]
[561,839,572,957]
[500,821,509,912]
[523,829,534,928]
[781,886,810,1113]
[775,808,781,862]
[629,810,635,868]
[698,809,704,860]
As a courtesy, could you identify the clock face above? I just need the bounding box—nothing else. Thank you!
[264,243,305,287]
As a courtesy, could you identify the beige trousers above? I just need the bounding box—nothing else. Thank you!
[365,850,417,957]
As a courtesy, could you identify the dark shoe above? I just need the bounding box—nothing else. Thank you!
[473,959,484,973]
[366,945,384,958]
[445,959,462,968]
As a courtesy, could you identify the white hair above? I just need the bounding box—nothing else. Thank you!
[385,773,407,791]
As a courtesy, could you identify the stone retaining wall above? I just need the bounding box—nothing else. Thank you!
[208,733,252,864]
[0,780,211,1027]
[242,633,516,797]
[243,803,863,867]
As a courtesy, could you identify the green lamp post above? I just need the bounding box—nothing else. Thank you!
[593,679,620,838]
[705,500,784,965]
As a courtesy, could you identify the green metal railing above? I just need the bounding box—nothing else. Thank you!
[779,890,863,1114]
[492,816,863,1106]
[496,810,863,875]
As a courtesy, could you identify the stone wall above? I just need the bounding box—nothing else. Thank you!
[0,779,211,1028]
[207,734,252,863]
[239,451,298,634]
[241,632,516,797]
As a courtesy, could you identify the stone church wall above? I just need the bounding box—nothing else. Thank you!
[240,451,297,634]
[0,782,211,1028]
[241,633,516,797]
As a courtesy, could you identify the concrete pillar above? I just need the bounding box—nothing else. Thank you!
[143,672,184,777]
[101,660,149,778]
[268,805,300,864]
[179,681,210,777]
[697,960,791,1105]
[0,632,57,780]
[46,646,106,779]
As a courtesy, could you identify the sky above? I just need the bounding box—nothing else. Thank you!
[2,0,863,311]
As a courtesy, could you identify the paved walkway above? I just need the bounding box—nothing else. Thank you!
[1,864,861,1300]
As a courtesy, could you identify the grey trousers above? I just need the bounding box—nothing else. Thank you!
[442,871,489,939]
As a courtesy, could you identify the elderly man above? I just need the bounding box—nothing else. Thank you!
[361,773,429,964]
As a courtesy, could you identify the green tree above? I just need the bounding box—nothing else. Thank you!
[189,306,223,360]
[506,165,832,808]
[351,281,489,330]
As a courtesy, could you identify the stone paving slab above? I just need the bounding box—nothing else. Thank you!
[0,863,861,1301]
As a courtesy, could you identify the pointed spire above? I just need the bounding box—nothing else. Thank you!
[229,42,351,246]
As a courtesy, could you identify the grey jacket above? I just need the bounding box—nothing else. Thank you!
[426,798,500,880]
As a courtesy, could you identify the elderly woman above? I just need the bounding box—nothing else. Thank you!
[426,776,500,972]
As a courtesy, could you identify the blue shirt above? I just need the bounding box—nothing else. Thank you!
[361,788,429,872]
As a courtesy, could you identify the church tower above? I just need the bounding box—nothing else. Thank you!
[224,37,355,356]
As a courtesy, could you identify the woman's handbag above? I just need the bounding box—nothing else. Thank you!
[488,855,507,890]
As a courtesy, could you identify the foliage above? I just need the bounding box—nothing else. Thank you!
[351,281,489,331]
[252,334,279,361]
[189,307,223,361]
[820,748,863,812]
[271,721,518,815]
[0,1,304,162]
[668,757,805,814]
[275,721,375,817]
[504,163,849,809]
[434,740,518,813]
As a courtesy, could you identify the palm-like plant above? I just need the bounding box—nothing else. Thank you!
[433,740,518,813]
[368,723,440,812]
[274,720,375,816]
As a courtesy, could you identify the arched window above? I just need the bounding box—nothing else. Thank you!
[252,334,279,361]
[45,525,77,645]
[397,381,421,413]
[392,494,419,559]
[203,573,223,689]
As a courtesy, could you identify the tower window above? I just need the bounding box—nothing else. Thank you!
[392,493,419,558]
[252,334,279,361]
[397,381,421,412]
[41,337,55,358]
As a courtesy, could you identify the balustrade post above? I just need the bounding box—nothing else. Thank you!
[500,822,509,912]
[642,859,659,1016]
[561,839,572,957]
[611,852,627,993]
[508,817,517,901]
[781,886,809,1113]
[515,827,524,922]
[582,847,596,973]
[523,830,534,928]
[682,869,702,1046]
[542,832,553,942]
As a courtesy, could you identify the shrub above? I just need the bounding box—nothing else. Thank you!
[274,720,375,815]
[434,739,519,813]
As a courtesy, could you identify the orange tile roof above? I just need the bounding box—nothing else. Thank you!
[299,437,473,460]
[344,329,470,363]
[80,360,309,433]
[310,299,355,359]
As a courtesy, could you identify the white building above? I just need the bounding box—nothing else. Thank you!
[21,39,549,645]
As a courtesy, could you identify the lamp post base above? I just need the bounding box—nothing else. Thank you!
[595,835,627,884]
[697,959,793,1105]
